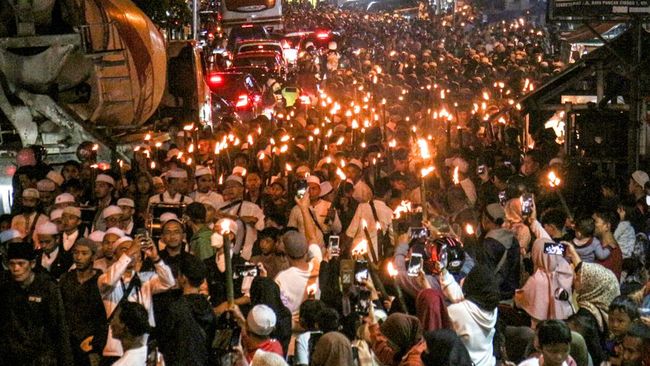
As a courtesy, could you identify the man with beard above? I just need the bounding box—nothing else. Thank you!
[34,221,73,280]
[11,188,49,244]
[190,166,223,209]
[0,241,74,365]
[59,238,106,365]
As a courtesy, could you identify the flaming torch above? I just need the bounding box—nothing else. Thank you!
[420,166,434,222]
[387,261,408,314]
[548,171,572,220]
[219,219,235,305]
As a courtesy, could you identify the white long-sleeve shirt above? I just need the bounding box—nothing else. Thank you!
[216,200,265,260]
[98,254,175,357]
[346,200,393,262]
[288,199,341,246]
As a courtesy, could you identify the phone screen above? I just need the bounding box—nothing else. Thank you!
[328,235,340,256]
[296,179,308,198]
[354,260,369,284]
[407,253,423,277]
[521,193,533,216]
[543,242,566,256]
[409,227,429,240]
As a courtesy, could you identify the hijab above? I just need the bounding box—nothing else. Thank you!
[575,262,620,331]
[517,238,574,321]
[380,313,422,362]
[463,264,500,311]
[310,332,354,366]
[416,289,450,332]
[421,329,473,366]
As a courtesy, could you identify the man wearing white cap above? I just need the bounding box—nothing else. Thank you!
[94,227,124,272]
[288,175,341,246]
[117,198,139,236]
[11,188,49,244]
[98,232,175,361]
[345,158,372,203]
[102,205,124,231]
[34,221,73,279]
[37,178,57,213]
[629,170,649,204]
[61,206,85,252]
[215,175,265,260]
[148,168,193,205]
[93,173,117,232]
[54,192,76,210]
[190,166,224,209]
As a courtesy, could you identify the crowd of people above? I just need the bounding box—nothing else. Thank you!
[1,1,650,366]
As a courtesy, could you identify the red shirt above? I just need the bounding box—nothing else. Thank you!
[597,245,623,280]
[243,331,284,363]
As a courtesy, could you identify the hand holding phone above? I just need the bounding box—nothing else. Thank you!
[407,253,423,277]
[520,193,534,217]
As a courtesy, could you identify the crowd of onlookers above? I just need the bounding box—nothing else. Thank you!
[0,1,649,366]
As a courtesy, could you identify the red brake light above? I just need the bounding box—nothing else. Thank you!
[242,24,254,28]
[236,94,250,108]
[208,74,224,86]
[316,31,330,40]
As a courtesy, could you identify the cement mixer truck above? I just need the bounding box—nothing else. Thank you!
[0,0,210,161]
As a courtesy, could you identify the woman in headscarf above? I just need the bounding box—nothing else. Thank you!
[440,264,500,366]
[415,288,450,332]
[420,329,473,366]
[310,331,354,366]
[514,238,574,328]
[503,197,532,254]
[249,277,292,355]
[370,312,425,366]
[574,262,620,332]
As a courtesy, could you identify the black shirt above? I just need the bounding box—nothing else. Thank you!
[0,273,74,365]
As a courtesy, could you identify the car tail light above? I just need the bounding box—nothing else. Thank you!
[316,31,330,40]
[236,94,250,108]
[208,74,224,86]
[242,24,254,28]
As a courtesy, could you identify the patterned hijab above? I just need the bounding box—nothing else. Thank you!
[576,262,620,331]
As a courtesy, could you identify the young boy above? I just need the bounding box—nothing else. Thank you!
[606,296,640,365]
[572,216,610,263]
[518,320,575,366]
[249,228,289,280]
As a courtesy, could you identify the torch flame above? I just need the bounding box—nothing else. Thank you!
[336,168,346,181]
[421,166,435,178]
[452,166,460,185]
[548,171,561,188]
[219,219,234,235]
[465,224,475,235]
[307,283,318,296]
[387,261,399,278]
[417,139,431,160]
[352,240,368,257]
[393,200,412,219]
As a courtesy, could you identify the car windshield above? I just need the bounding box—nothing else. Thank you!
[239,44,282,54]
[233,56,277,68]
